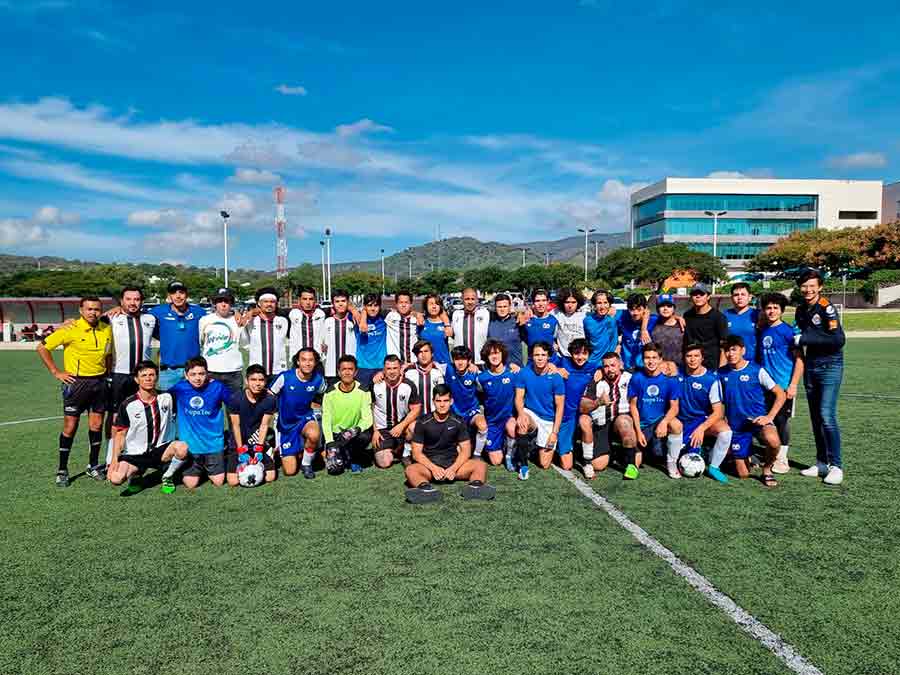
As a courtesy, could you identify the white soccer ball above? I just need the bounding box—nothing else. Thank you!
[679,452,706,478]
[237,462,265,488]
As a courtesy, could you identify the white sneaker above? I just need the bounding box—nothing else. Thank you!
[666,461,681,479]
[772,459,790,474]
[583,464,595,480]
[824,466,844,485]
[800,462,828,477]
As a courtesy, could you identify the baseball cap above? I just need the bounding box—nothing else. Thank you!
[167,281,187,293]
[212,287,234,303]
[656,293,675,306]
[690,282,710,295]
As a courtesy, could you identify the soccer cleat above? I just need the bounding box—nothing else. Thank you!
[823,466,844,486]
[800,462,828,478]
[707,465,729,484]
[504,453,515,473]
[160,477,176,494]
[350,463,363,474]
[85,464,106,481]
[518,465,529,481]
[123,476,143,495]
[772,459,791,474]
[583,463,596,480]
[666,461,682,480]
[461,480,496,500]
[302,466,316,479]
[406,482,442,504]
[623,464,639,480]
[55,470,70,488]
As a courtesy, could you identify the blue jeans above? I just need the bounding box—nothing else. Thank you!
[804,356,843,468]
[157,367,184,392]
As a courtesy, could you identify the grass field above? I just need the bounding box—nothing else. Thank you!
[2,342,899,675]
[840,311,900,331]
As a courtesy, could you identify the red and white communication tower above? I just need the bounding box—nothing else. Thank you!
[274,186,287,278]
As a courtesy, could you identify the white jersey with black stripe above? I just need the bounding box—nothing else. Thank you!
[242,314,290,376]
[451,307,490,364]
[592,371,632,425]
[288,307,326,361]
[403,364,444,417]
[115,392,176,455]
[108,313,156,375]
[371,379,421,429]
[385,311,419,364]
[321,314,357,377]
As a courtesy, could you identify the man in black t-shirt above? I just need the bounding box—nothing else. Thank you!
[682,283,728,371]
[405,384,495,504]
[225,364,277,486]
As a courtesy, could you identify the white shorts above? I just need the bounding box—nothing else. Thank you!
[523,408,556,449]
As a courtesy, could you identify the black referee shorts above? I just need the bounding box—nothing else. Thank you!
[62,376,107,417]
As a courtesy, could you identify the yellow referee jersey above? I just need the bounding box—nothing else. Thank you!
[42,317,112,377]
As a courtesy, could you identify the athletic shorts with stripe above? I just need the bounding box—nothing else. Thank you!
[62,376,107,417]
[278,412,320,457]
[117,442,171,472]
[522,408,555,448]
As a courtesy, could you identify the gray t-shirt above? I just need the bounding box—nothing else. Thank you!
[652,321,684,366]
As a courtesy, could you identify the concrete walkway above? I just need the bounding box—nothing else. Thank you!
[845,331,900,338]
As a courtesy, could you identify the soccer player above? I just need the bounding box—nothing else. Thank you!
[288,286,327,361]
[553,288,586,357]
[242,287,290,379]
[550,338,602,476]
[678,343,732,484]
[107,360,189,494]
[476,339,519,467]
[385,290,419,365]
[226,364,277,487]
[351,293,388,390]
[320,289,357,386]
[618,294,657,371]
[321,355,374,473]
[757,293,804,474]
[514,341,565,478]
[487,292,524,367]
[718,335,786,487]
[148,281,206,390]
[725,282,759,363]
[651,293,684,367]
[418,293,453,370]
[683,283,728,372]
[269,347,327,478]
[37,296,112,487]
[371,355,421,468]
[404,339,445,417]
[581,352,637,478]
[404,384,495,504]
[628,342,683,479]
[451,287,490,365]
[518,289,559,354]
[444,346,490,458]
[583,290,619,369]
[199,288,244,394]
[793,269,845,485]
[169,357,232,490]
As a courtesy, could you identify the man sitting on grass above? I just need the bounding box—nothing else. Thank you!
[225,364,277,487]
[405,384,495,504]
[107,360,189,494]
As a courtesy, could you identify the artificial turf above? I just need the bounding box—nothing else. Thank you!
[1,342,898,675]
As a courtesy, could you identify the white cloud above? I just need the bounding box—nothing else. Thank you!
[127,209,184,227]
[230,168,281,185]
[33,205,80,225]
[335,118,393,138]
[706,170,747,179]
[826,152,888,169]
[0,218,46,246]
[218,192,256,220]
[274,84,308,96]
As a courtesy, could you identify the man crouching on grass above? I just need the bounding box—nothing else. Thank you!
[404,384,496,504]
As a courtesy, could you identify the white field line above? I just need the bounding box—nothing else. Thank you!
[553,466,824,675]
[0,415,63,427]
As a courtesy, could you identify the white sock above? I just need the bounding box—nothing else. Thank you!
[710,430,732,469]
[105,438,114,465]
[403,443,412,458]
[475,430,487,453]
[582,442,594,461]
[667,434,682,464]
[163,456,186,479]
[777,445,789,462]
[302,449,316,467]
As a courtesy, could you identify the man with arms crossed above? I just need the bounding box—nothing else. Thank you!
[371,355,422,468]
[199,288,244,394]
[404,384,495,504]
[226,364,277,487]
[320,289,357,386]
[514,341,565,478]
[581,352,637,479]
[451,287,490,366]
[321,355,374,474]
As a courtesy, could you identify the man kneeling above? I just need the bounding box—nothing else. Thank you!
[405,384,495,504]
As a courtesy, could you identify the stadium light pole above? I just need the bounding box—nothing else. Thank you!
[324,227,333,302]
[319,240,326,299]
[594,241,599,266]
[407,254,413,279]
[578,227,596,282]
[220,210,230,289]
[704,210,727,294]
[380,248,386,295]
[520,248,529,267]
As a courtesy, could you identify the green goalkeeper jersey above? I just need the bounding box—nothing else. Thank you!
[321,382,373,443]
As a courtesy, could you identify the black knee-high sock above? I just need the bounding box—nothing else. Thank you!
[88,430,102,467]
[623,445,636,466]
[515,434,532,468]
[59,433,74,472]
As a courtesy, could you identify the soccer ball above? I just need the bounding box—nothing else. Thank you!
[678,452,706,478]
[237,462,265,487]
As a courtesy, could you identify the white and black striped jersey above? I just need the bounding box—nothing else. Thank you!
[371,379,421,429]
[114,392,176,454]
[288,307,326,361]
[404,364,445,416]
[107,313,156,375]
[553,309,586,357]
[589,371,633,425]
[321,314,357,377]
[451,307,490,364]
[385,310,419,363]
[242,314,290,376]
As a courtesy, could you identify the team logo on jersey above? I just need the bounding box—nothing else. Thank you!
[826,304,836,315]
[542,322,550,329]
[463,378,473,386]
[647,385,660,396]
[133,412,142,419]
[501,377,510,384]
[189,396,204,409]
[306,385,316,392]
[691,382,702,390]
[739,374,750,382]
[812,314,821,325]
[763,335,774,348]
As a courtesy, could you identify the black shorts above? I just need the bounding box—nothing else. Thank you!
[183,452,226,477]
[209,371,244,395]
[376,428,404,451]
[62,376,107,417]
[107,373,137,415]
[225,446,276,473]
[765,391,794,426]
[588,422,613,457]
[118,443,171,471]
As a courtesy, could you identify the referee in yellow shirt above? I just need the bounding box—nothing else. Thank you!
[37,296,112,487]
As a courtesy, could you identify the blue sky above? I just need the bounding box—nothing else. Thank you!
[1,0,899,269]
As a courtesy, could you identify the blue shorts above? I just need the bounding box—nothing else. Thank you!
[453,406,480,425]
[681,418,705,449]
[730,431,753,459]
[557,416,577,456]
[356,368,380,391]
[484,418,511,452]
[641,419,666,458]
[278,412,319,457]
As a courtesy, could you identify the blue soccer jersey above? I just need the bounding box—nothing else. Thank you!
[758,322,797,389]
[516,364,565,422]
[583,312,618,367]
[477,367,517,424]
[520,313,559,351]
[269,368,327,431]
[677,368,721,425]
[627,370,678,428]
[149,303,205,367]
[725,307,759,362]
[718,362,777,430]
[170,378,230,455]
[445,366,480,416]
[553,355,599,421]
[420,319,451,366]
[355,315,388,369]
[618,313,658,370]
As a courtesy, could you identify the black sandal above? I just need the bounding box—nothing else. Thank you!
[761,473,778,488]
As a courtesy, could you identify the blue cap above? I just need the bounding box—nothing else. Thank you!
[657,293,675,306]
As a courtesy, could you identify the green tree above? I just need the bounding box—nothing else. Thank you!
[595,248,643,288]
[330,271,385,296]
[462,266,506,293]
[417,269,460,295]
[285,264,325,295]
[546,263,584,290]
[504,264,551,292]
[636,244,727,289]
